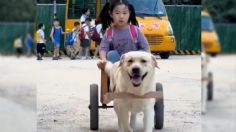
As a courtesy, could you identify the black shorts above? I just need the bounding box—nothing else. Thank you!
[95,38,102,47]
[81,39,90,48]
[37,43,46,55]
[16,48,23,54]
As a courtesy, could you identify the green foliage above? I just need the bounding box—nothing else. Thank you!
[163,0,201,5]
[202,0,236,23]
[0,0,36,22]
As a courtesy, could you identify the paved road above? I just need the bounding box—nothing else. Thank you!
[202,55,236,132]
[0,55,201,132]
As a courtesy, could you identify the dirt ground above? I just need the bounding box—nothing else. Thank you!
[202,55,236,132]
[1,55,234,132]
[0,55,202,132]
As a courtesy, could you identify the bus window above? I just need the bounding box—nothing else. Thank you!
[201,16,214,31]
[128,0,167,17]
[67,0,96,19]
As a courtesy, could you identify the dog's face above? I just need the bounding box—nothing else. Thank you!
[119,51,159,87]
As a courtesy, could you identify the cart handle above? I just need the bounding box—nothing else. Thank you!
[103,91,163,104]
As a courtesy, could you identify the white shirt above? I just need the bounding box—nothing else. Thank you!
[80,14,87,24]
[96,24,103,38]
[83,24,90,40]
[37,29,45,43]
[72,28,79,43]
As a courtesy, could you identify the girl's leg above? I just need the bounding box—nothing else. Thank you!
[94,45,100,58]
[85,47,90,59]
[53,46,57,57]
[56,46,60,57]
[78,47,84,57]
[107,50,121,63]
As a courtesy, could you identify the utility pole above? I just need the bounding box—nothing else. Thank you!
[53,0,57,19]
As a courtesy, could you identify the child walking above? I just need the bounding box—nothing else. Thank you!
[50,18,66,60]
[97,0,150,69]
[80,7,90,24]
[79,17,92,60]
[25,32,34,57]
[13,35,23,58]
[93,20,103,59]
[36,23,46,60]
[66,22,80,60]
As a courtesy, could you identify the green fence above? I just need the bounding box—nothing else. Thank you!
[0,5,208,54]
[215,24,236,53]
[166,6,201,51]
[36,4,66,51]
[36,5,202,52]
[0,22,34,53]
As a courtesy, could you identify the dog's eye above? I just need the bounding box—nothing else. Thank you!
[128,59,133,63]
[141,59,147,63]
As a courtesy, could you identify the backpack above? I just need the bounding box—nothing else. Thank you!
[79,26,86,40]
[88,26,101,42]
[34,31,39,43]
[106,24,139,50]
[65,31,75,45]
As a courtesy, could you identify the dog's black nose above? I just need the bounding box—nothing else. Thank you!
[132,67,140,74]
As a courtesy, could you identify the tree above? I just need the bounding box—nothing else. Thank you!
[0,0,36,22]
[202,0,236,23]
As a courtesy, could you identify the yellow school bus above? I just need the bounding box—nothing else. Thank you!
[65,0,176,59]
[201,10,221,56]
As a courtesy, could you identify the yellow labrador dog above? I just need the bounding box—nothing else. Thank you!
[105,51,159,132]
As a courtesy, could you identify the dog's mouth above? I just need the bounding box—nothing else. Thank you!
[129,72,148,87]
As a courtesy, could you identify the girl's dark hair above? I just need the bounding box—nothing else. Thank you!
[82,7,89,14]
[38,23,44,29]
[53,18,59,22]
[85,17,92,22]
[74,22,80,26]
[99,0,138,31]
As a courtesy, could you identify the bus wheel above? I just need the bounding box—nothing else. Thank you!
[160,52,170,59]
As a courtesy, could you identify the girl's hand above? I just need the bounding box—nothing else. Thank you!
[97,60,107,70]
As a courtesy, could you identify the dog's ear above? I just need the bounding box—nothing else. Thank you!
[152,55,160,69]
[119,54,125,67]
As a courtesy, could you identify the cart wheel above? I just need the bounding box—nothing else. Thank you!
[154,83,164,129]
[207,72,213,101]
[90,84,99,130]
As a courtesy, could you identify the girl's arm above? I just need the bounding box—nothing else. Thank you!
[50,27,54,42]
[137,29,150,52]
[61,28,67,35]
[97,34,110,69]
[97,50,107,70]
[99,50,107,61]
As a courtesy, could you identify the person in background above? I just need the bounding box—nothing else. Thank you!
[50,18,67,60]
[66,22,80,60]
[25,32,34,57]
[72,22,81,57]
[79,17,92,60]
[13,35,23,58]
[80,7,90,24]
[36,23,46,60]
[93,20,103,59]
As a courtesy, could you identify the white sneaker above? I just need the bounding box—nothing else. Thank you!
[81,56,86,60]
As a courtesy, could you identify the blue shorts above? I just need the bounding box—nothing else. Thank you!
[54,42,60,47]
[107,50,121,63]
